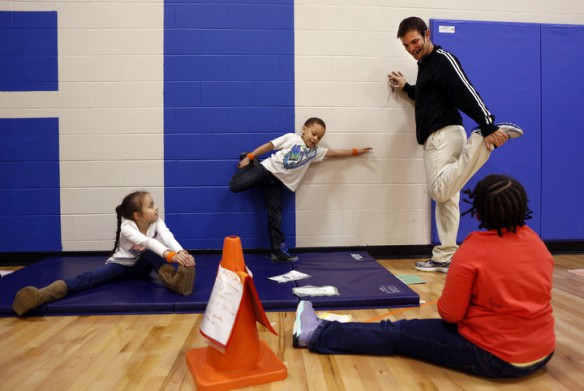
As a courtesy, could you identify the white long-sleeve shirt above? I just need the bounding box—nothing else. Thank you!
[106,218,184,266]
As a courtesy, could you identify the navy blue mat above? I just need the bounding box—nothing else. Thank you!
[0,251,419,317]
[294,252,420,310]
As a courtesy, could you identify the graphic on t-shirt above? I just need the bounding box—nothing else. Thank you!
[283,145,318,169]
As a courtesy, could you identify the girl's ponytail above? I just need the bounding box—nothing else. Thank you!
[111,205,123,255]
[110,191,148,255]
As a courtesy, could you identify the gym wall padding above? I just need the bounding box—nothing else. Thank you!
[0,118,61,251]
[541,24,584,240]
[429,20,545,244]
[163,1,296,250]
[0,11,58,92]
[0,11,61,252]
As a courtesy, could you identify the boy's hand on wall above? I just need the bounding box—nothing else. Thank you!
[357,147,373,155]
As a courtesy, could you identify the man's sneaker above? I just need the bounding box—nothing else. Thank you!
[415,259,450,273]
[471,122,523,139]
[496,122,523,139]
[239,152,258,167]
[293,301,322,348]
[271,243,299,262]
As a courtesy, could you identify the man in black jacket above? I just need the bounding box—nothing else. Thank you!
[388,17,522,273]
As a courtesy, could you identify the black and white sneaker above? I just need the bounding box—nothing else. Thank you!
[496,122,523,139]
[415,259,450,273]
[471,122,523,139]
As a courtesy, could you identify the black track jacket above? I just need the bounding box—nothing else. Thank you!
[403,45,498,145]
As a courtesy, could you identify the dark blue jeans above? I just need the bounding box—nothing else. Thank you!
[229,163,285,249]
[309,318,553,378]
[65,250,167,293]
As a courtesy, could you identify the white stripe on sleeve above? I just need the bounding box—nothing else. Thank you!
[437,49,493,125]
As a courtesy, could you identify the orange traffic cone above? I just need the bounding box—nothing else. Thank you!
[186,236,287,390]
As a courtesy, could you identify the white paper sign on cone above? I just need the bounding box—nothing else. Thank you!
[200,265,244,349]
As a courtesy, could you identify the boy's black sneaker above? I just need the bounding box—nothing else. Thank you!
[271,244,299,262]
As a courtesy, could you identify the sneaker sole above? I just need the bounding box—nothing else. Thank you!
[415,265,449,273]
[471,122,523,140]
[176,265,195,296]
[496,122,523,139]
[12,286,40,316]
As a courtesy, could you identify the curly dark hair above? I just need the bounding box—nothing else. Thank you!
[462,174,532,236]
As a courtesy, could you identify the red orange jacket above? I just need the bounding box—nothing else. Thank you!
[438,225,555,363]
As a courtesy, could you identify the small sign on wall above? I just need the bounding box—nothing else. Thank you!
[438,25,456,34]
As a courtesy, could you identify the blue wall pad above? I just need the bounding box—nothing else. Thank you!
[0,11,58,91]
[293,252,419,310]
[0,252,419,317]
[0,117,61,251]
[164,1,295,250]
[540,25,584,240]
[429,20,542,243]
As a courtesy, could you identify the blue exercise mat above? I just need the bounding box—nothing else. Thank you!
[293,251,420,310]
[0,251,419,317]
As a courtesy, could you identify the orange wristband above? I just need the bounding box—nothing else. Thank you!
[165,251,176,263]
[247,152,255,161]
[353,148,358,157]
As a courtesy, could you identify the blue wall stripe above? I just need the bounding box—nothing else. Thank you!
[429,20,543,244]
[0,11,58,91]
[541,25,584,240]
[164,0,295,249]
[0,118,61,251]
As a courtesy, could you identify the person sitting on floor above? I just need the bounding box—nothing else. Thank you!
[13,191,195,316]
[293,174,555,378]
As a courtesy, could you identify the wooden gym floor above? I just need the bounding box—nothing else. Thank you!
[1,254,583,390]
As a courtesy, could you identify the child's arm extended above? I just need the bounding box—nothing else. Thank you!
[325,147,373,158]
[238,141,275,168]
[163,250,195,267]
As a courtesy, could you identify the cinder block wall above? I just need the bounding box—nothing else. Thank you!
[293,1,584,247]
[1,1,583,252]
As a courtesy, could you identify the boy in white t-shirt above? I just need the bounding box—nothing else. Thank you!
[229,117,372,262]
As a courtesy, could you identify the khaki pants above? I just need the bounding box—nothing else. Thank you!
[423,125,491,264]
